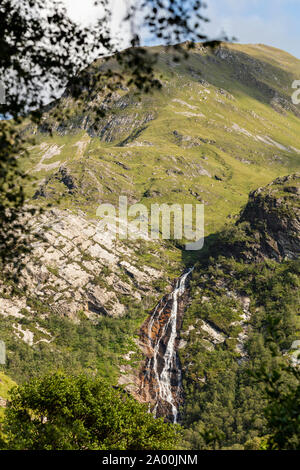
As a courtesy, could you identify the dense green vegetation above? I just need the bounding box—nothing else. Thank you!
[180,222,300,449]
[260,362,300,450]
[0,372,178,450]
[0,305,146,385]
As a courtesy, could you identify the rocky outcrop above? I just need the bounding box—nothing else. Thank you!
[33,166,79,199]
[0,207,170,346]
[238,174,300,261]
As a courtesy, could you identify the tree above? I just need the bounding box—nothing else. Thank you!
[2,372,179,450]
[259,363,300,450]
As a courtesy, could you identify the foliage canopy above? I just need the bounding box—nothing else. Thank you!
[2,372,178,450]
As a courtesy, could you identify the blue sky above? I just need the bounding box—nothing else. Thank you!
[204,0,300,58]
[63,0,300,58]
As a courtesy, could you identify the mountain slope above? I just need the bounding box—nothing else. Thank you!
[0,42,299,430]
[23,42,300,234]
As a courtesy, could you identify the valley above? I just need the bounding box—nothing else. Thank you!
[0,42,300,449]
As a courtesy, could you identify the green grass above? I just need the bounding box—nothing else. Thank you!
[0,372,16,399]
[0,372,16,420]
[20,44,300,246]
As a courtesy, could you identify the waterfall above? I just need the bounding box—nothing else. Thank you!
[143,267,193,423]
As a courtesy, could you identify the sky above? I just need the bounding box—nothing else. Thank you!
[62,0,300,58]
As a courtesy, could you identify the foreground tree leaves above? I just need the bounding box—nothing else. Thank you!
[2,372,179,450]
[254,358,300,450]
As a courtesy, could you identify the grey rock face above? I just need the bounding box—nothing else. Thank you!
[0,207,168,346]
[239,174,300,261]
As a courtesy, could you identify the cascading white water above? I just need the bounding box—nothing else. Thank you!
[146,267,194,423]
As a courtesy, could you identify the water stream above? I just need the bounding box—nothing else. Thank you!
[142,267,193,423]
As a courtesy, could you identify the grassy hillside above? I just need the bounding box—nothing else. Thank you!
[22,43,300,241]
[0,42,299,413]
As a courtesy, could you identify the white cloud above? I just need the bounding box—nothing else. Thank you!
[62,0,132,51]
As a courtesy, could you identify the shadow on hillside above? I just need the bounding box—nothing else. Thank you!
[181,232,222,269]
